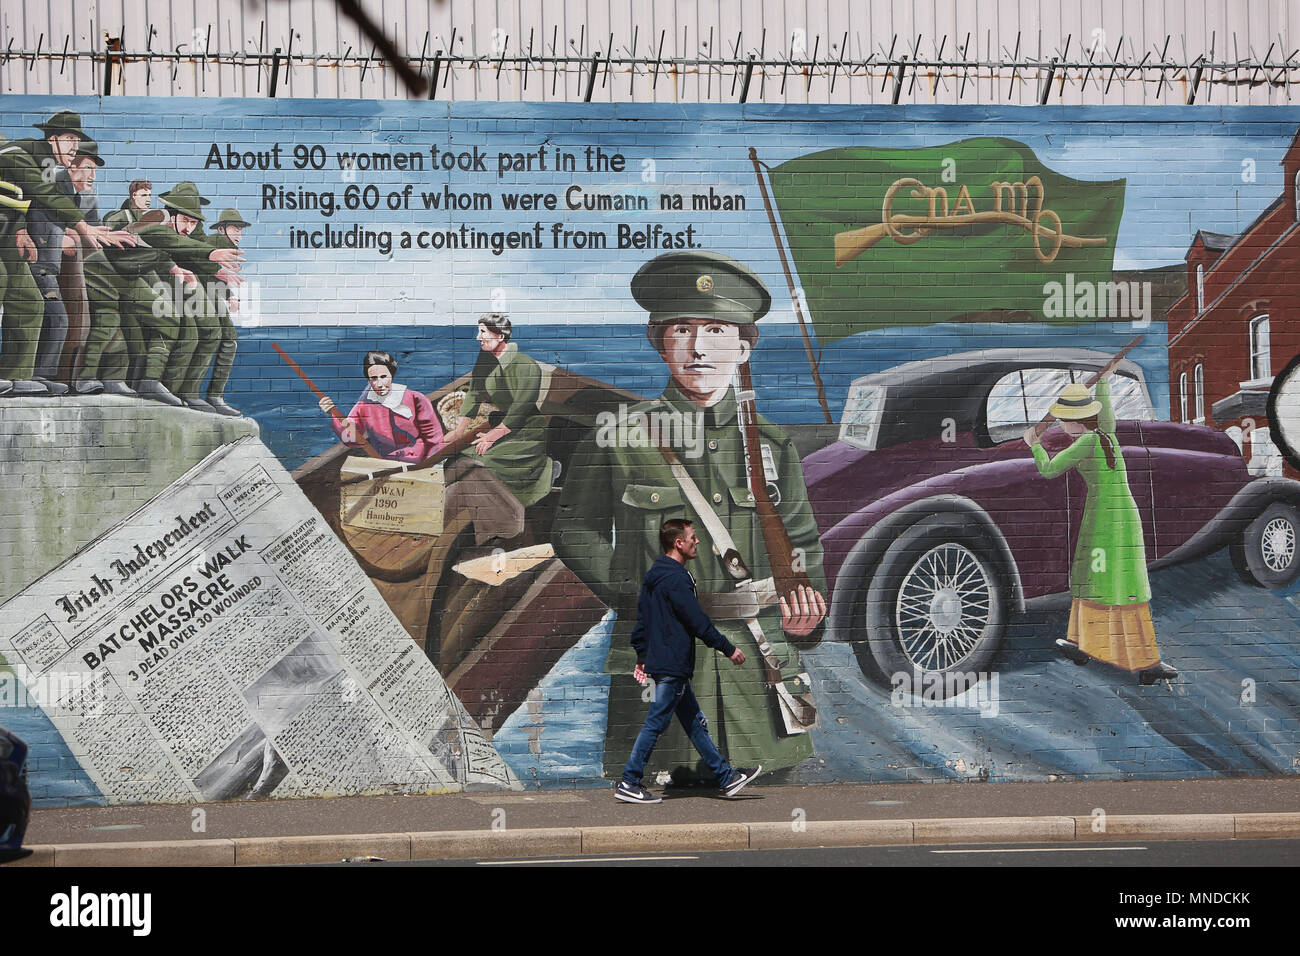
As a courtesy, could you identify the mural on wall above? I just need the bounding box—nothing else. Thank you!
[3,97,1300,806]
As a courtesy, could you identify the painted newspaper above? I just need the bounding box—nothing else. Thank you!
[0,437,517,803]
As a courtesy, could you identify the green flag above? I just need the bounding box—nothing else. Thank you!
[767,138,1126,343]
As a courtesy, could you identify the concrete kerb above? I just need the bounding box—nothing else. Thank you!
[8,812,1300,865]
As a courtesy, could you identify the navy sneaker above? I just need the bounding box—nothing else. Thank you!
[720,765,762,798]
[615,780,662,804]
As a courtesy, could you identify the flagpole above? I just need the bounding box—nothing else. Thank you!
[749,147,833,425]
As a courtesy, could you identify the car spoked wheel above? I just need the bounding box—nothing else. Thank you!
[1232,501,1300,588]
[896,543,993,672]
[1262,517,1296,573]
[853,515,1008,696]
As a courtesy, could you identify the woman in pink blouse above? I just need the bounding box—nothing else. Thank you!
[318,350,444,463]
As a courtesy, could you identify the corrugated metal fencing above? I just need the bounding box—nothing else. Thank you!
[2,0,1298,104]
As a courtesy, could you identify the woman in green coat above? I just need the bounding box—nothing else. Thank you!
[1025,377,1178,684]
[443,314,553,544]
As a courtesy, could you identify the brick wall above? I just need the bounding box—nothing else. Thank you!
[3,97,1300,805]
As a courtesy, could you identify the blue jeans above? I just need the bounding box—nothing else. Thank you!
[622,674,731,786]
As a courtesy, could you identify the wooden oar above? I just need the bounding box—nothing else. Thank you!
[272,342,382,459]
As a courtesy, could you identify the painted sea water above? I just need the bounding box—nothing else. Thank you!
[230,320,1172,468]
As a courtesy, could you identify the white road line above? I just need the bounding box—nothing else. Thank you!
[477,855,700,865]
[931,846,1148,854]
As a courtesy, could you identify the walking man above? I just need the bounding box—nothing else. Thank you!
[615,517,762,804]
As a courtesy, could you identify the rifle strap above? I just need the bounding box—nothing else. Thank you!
[655,442,750,583]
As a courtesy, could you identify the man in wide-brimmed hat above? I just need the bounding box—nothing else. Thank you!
[196,208,251,416]
[153,183,243,412]
[0,121,134,396]
[25,138,107,395]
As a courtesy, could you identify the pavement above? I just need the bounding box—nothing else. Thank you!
[8,776,1300,866]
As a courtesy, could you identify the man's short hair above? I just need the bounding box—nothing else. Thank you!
[659,518,692,554]
[646,318,759,355]
[128,179,152,197]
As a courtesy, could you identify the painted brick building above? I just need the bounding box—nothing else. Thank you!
[1166,125,1300,477]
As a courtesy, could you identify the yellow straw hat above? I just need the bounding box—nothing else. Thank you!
[1049,383,1102,420]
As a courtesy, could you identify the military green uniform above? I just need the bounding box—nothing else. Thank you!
[200,209,248,403]
[143,184,221,401]
[553,252,826,782]
[457,342,553,508]
[137,224,220,398]
[0,128,85,382]
[103,200,141,230]
[80,242,179,383]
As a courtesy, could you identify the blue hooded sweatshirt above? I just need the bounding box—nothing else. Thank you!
[630,555,737,679]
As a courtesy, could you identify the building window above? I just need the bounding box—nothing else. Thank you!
[1179,371,1189,423]
[1196,264,1205,312]
[1249,314,1271,381]
[1194,363,1205,424]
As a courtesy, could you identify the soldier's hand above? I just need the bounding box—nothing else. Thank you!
[228,296,240,314]
[318,396,336,415]
[209,248,245,268]
[780,585,827,637]
[215,267,244,287]
[61,233,78,255]
[170,266,199,290]
[74,221,121,250]
[729,648,746,666]
[108,229,139,248]
[632,663,648,685]
[14,229,37,263]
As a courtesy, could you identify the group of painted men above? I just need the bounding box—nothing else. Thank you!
[0,110,249,414]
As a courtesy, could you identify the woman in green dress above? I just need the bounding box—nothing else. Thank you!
[1024,377,1178,684]
[443,313,553,544]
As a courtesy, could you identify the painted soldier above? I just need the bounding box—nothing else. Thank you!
[25,138,105,394]
[0,114,131,395]
[148,184,241,411]
[554,251,828,785]
[78,183,240,406]
[103,179,152,230]
[200,208,250,416]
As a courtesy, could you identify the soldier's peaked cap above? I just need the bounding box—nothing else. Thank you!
[34,111,89,139]
[631,251,771,326]
[158,181,211,220]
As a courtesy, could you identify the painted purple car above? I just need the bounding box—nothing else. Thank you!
[802,348,1300,691]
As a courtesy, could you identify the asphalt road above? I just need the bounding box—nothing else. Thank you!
[319,838,1300,867]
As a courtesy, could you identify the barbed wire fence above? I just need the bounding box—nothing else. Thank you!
[3,22,1299,104]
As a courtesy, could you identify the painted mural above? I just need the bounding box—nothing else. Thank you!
[2,97,1300,807]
